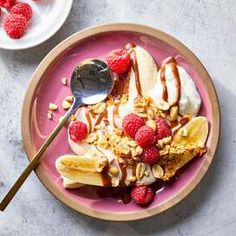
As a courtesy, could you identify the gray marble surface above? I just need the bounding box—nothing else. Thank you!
[0,0,235,235]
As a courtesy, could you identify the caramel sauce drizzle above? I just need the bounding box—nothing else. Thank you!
[160,57,181,106]
[160,65,168,101]
[94,110,107,129]
[85,109,92,133]
[119,162,127,187]
[112,102,120,128]
[101,165,112,187]
[130,50,142,96]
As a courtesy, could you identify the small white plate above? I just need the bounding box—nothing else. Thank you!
[0,0,73,50]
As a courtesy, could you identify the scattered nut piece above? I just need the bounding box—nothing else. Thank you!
[92,102,106,114]
[169,105,178,121]
[47,112,53,120]
[97,140,108,149]
[144,170,150,177]
[108,166,119,176]
[114,128,123,136]
[135,146,143,156]
[117,142,130,155]
[130,147,137,157]
[146,119,156,130]
[136,162,146,180]
[152,164,164,179]
[61,77,67,85]
[147,109,155,119]
[86,133,98,143]
[71,114,76,121]
[65,95,74,103]
[157,139,164,148]
[128,140,137,147]
[129,176,136,182]
[94,124,102,130]
[163,136,172,145]
[62,100,72,110]
[156,100,170,111]
[49,103,58,111]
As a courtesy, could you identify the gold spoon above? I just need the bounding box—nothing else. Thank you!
[0,59,114,211]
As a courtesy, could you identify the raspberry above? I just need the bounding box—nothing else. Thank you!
[122,113,145,138]
[0,0,15,10]
[10,2,33,21]
[131,185,154,205]
[135,126,156,148]
[107,48,131,74]
[69,121,88,142]
[155,116,172,140]
[3,14,28,39]
[140,146,159,164]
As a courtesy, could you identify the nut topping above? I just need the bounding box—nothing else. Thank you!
[136,162,146,180]
[49,103,58,111]
[92,102,106,114]
[152,164,164,179]
[62,100,72,110]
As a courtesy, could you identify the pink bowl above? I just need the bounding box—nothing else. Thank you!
[21,23,220,221]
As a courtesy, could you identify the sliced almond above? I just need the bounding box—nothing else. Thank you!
[152,164,164,179]
[61,77,67,86]
[62,100,72,110]
[49,103,58,111]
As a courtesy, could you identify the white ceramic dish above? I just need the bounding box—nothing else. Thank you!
[0,0,73,50]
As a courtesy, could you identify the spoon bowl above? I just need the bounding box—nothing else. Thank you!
[71,59,114,107]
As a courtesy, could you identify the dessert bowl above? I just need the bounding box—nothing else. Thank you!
[21,23,220,221]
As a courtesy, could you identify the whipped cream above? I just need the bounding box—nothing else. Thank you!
[149,61,201,116]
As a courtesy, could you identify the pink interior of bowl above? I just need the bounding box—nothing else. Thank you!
[30,31,212,213]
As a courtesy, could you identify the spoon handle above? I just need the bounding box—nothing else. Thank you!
[0,106,75,211]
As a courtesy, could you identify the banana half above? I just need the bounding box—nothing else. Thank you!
[162,116,208,180]
[56,152,108,187]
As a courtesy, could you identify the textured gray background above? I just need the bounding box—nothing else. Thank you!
[0,0,235,235]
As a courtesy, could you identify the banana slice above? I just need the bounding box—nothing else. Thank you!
[56,154,108,186]
[173,116,208,147]
[133,46,158,97]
